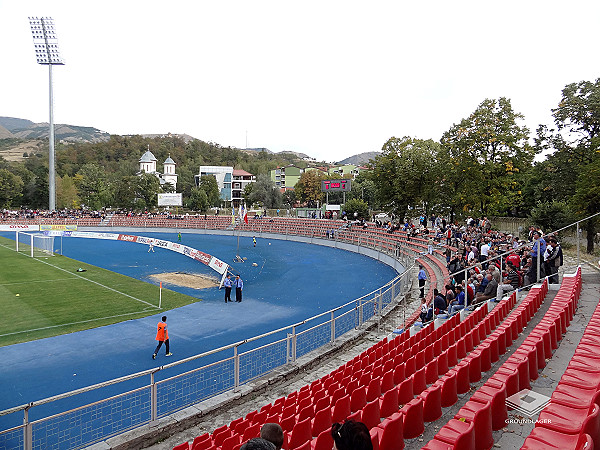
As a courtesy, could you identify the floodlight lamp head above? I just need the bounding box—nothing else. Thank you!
[29,16,64,65]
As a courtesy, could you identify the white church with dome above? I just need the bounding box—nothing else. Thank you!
[138,145,178,190]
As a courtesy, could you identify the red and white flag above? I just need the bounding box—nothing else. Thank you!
[242,204,248,224]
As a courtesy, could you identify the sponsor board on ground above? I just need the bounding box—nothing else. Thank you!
[40,225,78,231]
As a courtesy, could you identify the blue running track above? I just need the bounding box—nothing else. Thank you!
[0,231,397,435]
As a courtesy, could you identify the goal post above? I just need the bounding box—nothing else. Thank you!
[15,231,55,258]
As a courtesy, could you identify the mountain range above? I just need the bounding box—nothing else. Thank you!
[0,116,379,165]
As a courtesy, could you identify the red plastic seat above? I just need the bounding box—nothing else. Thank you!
[381,370,395,393]
[393,363,405,385]
[522,428,593,449]
[426,359,439,385]
[491,366,519,397]
[472,381,507,431]
[397,377,414,405]
[288,417,313,449]
[370,412,404,450]
[468,352,482,383]
[455,398,493,450]
[420,384,442,422]
[241,423,260,442]
[351,386,367,413]
[452,362,470,395]
[362,398,382,430]
[297,404,315,423]
[538,403,600,448]
[311,407,333,436]
[552,383,600,410]
[331,394,351,423]
[330,386,346,407]
[220,435,241,450]
[212,427,232,448]
[310,428,334,450]
[401,397,424,439]
[438,372,458,408]
[412,367,427,396]
[173,443,190,450]
[191,434,210,450]
[447,344,458,368]
[367,377,383,402]
[379,386,399,418]
[435,418,476,450]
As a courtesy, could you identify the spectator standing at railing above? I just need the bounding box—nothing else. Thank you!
[418,265,427,298]
[529,231,546,283]
[545,237,563,284]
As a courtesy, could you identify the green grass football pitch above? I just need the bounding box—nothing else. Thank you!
[0,236,198,347]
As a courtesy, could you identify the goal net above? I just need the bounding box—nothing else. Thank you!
[15,232,55,258]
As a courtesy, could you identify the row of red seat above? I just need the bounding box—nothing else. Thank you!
[521,269,599,449]
[173,297,498,450]
[424,274,577,449]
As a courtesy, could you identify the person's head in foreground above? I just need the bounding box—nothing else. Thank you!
[260,423,284,450]
[239,438,275,450]
[331,420,373,450]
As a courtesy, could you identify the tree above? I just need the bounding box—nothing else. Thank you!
[440,98,535,217]
[369,137,439,221]
[197,175,220,207]
[56,175,80,209]
[0,169,24,208]
[186,187,209,211]
[536,79,600,252]
[248,174,282,208]
[295,170,326,207]
[77,163,111,209]
[347,174,378,210]
[135,173,161,210]
[112,176,138,209]
[282,189,297,208]
[343,198,369,220]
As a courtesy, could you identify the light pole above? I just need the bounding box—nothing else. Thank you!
[29,17,64,211]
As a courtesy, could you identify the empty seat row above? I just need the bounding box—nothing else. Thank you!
[522,269,600,450]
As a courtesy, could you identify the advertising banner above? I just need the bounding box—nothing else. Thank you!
[0,224,39,231]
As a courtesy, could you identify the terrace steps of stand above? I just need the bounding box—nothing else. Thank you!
[169,267,592,450]
[163,256,511,450]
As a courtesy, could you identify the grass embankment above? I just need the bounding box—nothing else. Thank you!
[0,236,198,347]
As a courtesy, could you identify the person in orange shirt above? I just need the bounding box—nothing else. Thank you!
[152,316,172,360]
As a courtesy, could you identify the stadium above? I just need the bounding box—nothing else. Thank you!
[1,212,599,450]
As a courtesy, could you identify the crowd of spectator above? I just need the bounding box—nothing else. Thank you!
[419,216,564,325]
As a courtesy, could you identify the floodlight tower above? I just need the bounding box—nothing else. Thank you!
[29,17,64,211]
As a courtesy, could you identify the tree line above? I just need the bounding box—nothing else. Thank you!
[0,78,598,250]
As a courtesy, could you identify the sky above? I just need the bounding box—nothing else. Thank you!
[1,1,599,163]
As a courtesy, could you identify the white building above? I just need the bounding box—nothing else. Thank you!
[138,146,178,190]
[197,166,255,207]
